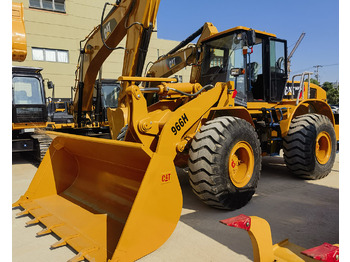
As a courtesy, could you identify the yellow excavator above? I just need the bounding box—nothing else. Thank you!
[13,0,338,261]
[12,2,54,161]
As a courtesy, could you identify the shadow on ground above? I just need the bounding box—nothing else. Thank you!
[177,156,339,261]
[12,152,40,167]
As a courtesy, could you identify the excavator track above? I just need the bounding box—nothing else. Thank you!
[31,133,53,162]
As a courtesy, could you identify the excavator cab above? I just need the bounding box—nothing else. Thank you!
[200,27,288,105]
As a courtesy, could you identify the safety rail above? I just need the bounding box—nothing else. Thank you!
[284,72,313,105]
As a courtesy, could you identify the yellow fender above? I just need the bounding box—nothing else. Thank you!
[280,99,338,141]
[207,106,255,127]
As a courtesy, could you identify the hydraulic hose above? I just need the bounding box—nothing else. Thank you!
[100,2,125,51]
[140,84,214,97]
[167,84,214,97]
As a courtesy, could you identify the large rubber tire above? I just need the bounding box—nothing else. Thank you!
[188,116,262,210]
[283,114,337,179]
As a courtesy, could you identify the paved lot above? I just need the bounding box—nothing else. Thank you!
[12,153,339,261]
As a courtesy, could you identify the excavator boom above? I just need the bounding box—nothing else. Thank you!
[12,2,27,62]
[73,0,160,124]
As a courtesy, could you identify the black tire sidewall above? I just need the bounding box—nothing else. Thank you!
[312,117,337,176]
[216,121,261,193]
[283,114,337,179]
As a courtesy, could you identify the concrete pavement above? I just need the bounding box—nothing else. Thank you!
[12,153,339,261]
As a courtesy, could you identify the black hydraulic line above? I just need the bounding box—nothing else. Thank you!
[77,50,85,127]
[77,81,84,128]
[100,2,125,51]
[164,25,204,56]
[95,68,103,123]
[135,23,154,77]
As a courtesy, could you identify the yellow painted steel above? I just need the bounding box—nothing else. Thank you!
[118,76,177,83]
[12,122,47,130]
[228,141,254,188]
[12,2,27,62]
[244,216,275,262]
[201,26,276,43]
[236,216,326,262]
[146,22,219,82]
[73,0,161,113]
[315,131,332,164]
[13,132,183,261]
[14,80,226,261]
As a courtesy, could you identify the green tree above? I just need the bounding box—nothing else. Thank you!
[326,86,339,105]
[322,81,333,92]
[310,78,320,86]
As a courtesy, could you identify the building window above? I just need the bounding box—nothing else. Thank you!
[32,48,69,63]
[174,75,183,83]
[29,0,65,13]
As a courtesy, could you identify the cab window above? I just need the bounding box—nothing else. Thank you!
[13,77,43,105]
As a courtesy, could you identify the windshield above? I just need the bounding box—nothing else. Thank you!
[201,33,245,93]
[101,84,120,108]
[13,76,44,105]
[55,102,66,109]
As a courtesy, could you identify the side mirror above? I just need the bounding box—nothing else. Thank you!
[246,30,256,46]
[47,81,54,89]
[230,68,245,77]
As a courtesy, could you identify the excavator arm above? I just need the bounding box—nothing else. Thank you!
[146,22,218,82]
[73,0,160,126]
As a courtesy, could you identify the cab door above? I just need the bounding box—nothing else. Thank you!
[268,39,288,102]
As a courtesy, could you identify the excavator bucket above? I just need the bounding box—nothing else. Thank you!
[13,132,183,262]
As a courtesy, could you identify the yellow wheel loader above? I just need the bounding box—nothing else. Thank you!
[13,0,338,261]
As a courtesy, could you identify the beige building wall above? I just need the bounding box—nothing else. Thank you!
[12,0,191,98]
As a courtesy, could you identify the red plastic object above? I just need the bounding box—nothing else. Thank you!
[231,89,238,98]
[301,243,339,262]
[220,214,251,231]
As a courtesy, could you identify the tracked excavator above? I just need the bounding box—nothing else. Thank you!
[13,0,338,261]
[12,2,53,161]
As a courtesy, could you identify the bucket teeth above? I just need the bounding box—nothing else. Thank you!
[12,196,30,208]
[25,218,39,226]
[36,228,52,236]
[67,247,98,262]
[16,205,40,217]
[16,209,30,217]
[36,223,64,236]
[51,234,79,249]
[51,239,67,249]
[67,254,84,262]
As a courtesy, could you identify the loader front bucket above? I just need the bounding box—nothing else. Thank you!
[13,132,183,262]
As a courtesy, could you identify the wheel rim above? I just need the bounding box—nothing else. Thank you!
[315,131,332,164]
[228,141,254,188]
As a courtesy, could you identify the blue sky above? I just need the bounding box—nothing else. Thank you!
[156,0,339,84]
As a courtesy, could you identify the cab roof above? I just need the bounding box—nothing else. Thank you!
[202,26,276,43]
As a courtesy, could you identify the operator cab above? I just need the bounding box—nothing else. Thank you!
[200,26,288,106]
[12,66,49,123]
[93,79,121,122]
